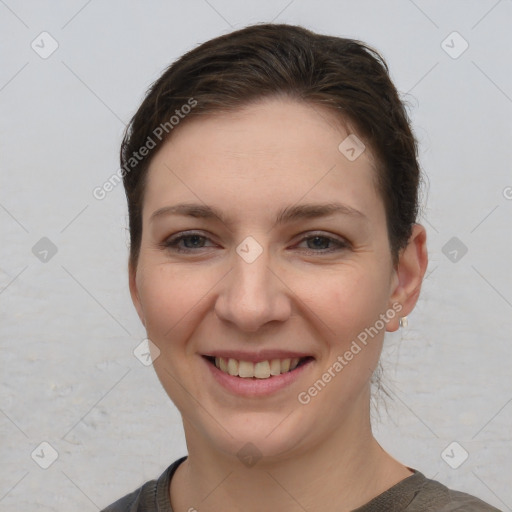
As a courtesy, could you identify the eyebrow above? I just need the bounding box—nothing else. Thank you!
[149,202,368,227]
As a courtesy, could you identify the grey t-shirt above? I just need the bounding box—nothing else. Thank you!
[101,456,501,511]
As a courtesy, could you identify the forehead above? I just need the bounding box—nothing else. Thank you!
[143,98,383,225]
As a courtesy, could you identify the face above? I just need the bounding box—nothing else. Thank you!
[130,98,406,462]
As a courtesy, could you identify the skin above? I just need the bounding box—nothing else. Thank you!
[129,97,428,512]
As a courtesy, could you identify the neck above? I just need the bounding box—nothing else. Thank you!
[170,407,412,512]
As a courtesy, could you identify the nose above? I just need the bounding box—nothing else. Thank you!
[214,244,292,333]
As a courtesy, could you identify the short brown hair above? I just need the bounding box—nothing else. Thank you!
[121,23,422,271]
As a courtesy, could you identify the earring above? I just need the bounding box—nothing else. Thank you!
[399,316,408,328]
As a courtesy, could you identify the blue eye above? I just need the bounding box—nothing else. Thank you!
[297,235,348,253]
[161,232,349,255]
[163,232,213,253]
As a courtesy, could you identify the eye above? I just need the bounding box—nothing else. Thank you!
[160,231,350,255]
[295,233,349,254]
[161,231,216,253]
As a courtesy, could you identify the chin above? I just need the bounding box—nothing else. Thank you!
[193,409,312,466]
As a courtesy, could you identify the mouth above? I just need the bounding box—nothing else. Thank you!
[202,355,314,379]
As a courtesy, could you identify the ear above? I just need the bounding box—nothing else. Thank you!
[386,223,428,332]
[129,260,146,327]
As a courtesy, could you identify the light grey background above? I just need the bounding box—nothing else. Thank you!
[1,1,511,510]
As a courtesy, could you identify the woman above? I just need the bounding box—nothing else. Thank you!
[103,23,499,512]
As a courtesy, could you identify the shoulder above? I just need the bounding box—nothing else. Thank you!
[100,480,155,512]
[100,477,158,512]
[433,488,502,512]
[100,456,187,512]
[405,472,501,511]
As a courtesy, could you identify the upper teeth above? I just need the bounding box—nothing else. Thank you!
[214,357,302,378]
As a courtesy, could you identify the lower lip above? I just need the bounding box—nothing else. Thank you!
[203,356,314,397]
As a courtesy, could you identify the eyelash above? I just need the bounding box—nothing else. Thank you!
[161,231,350,255]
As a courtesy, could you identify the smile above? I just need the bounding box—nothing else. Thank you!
[202,352,315,397]
[205,356,313,379]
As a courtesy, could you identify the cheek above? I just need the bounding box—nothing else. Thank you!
[296,268,389,408]
[295,263,388,339]
[137,263,211,346]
